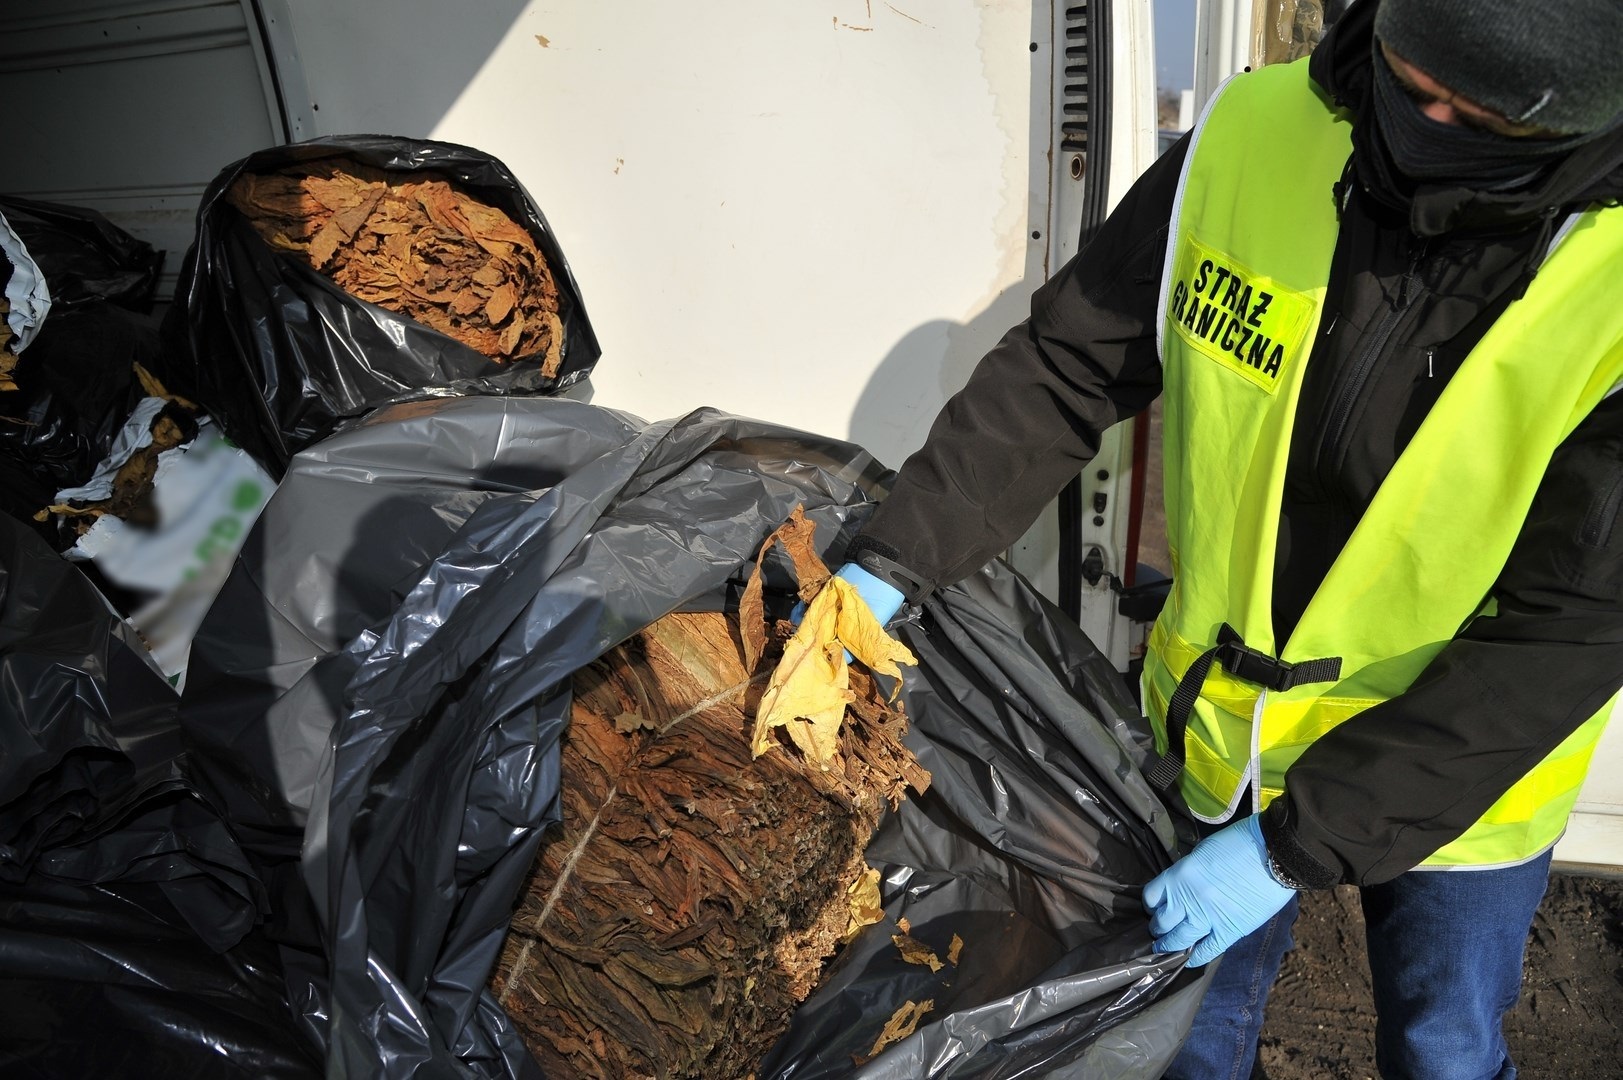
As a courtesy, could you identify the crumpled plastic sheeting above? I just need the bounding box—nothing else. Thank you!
[0,205,51,350]
[0,515,317,1078]
[180,395,1201,1079]
[160,135,603,478]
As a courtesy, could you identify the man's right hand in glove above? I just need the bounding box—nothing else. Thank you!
[830,562,905,626]
[794,564,905,662]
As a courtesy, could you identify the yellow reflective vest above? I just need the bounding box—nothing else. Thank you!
[1142,58,1623,869]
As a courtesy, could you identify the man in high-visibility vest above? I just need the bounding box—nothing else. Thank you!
[834,0,1623,1074]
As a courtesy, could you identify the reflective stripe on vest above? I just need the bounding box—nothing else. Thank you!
[1145,58,1623,868]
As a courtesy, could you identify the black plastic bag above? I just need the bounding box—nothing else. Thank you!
[0,304,158,538]
[0,195,163,313]
[0,515,317,1078]
[179,396,1203,1079]
[159,135,602,477]
[0,199,165,538]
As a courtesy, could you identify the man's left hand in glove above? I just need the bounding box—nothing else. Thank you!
[1142,814,1300,967]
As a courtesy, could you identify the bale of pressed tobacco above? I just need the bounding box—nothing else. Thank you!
[491,610,927,1080]
[225,159,565,374]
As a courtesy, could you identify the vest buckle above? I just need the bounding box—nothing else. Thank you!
[1211,624,1342,694]
[1215,634,1297,692]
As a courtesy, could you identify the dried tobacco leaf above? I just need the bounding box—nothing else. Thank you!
[752,576,918,766]
[866,999,934,1059]
[773,505,831,604]
[843,867,885,943]
[738,561,769,674]
[135,363,198,411]
[836,575,919,696]
[226,158,566,375]
[891,933,944,973]
[948,933,964,967]
[0,297,16,393]
[751,582,853,765]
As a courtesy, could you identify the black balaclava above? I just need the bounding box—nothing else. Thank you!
[1367,47,1612,193]
[1347,0,1623,235]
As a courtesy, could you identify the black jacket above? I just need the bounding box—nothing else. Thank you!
[852,3,1623,887]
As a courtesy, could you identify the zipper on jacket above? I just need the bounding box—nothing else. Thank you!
[1317,247,1427,480]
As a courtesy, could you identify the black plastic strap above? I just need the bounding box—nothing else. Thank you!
[849,548,932,603]
[1144,623,1342,794]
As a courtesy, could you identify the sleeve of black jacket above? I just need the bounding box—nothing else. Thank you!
[846,140,1182,597]
[1263,393,1623,887]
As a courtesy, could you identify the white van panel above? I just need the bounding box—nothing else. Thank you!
[272,1,1053,478]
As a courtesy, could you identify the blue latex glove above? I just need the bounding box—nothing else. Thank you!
[833,562,905,626]
[1142,814,1297,967]
[791,562,906,628]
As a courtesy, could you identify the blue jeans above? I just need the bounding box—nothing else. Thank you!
[1163,851,1553,1080]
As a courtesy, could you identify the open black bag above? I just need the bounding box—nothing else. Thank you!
[176,396,1204,1079]
[0,195,163,313]
[159,136,602,477]
[0,199,163,541]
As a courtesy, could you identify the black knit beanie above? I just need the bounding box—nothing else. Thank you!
[1374,0,1623,133]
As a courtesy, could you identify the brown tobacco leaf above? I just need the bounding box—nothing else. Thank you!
[892,933,944,973]
[226,158,566,375]
[0,297,16,393]
[485,281,518,324]
[948,933,964,966]
[867,999,934,1059]
[737,505,833,673]
[737,566,769,675]
[774,505,831,603]
[897,916,911,935]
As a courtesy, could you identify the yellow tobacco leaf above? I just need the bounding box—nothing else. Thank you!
[751,582,852,764]
[133,363,198,411]
[867,999,934,1059]
[891,933,944,973]
[843,867,884,943]
[37,503,104,521]
[947,933,964,966]
[831,576,918,698]
[751,574,919,764]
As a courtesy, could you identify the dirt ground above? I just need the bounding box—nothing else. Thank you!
[1256,873,1623,1079]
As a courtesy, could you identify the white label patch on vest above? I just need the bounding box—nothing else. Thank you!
[1166,236,1315,393]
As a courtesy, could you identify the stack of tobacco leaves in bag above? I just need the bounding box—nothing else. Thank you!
[36,365,199,535]
[0,297,17,392]
[225,158,565,375]
[492,509,931,1080]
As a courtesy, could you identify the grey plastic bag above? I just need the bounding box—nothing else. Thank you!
[175,395,1203,1078]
